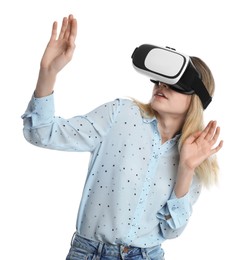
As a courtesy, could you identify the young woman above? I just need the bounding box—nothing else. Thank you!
[22,15,223,260]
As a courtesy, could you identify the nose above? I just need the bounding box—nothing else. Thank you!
[158,82,169,89]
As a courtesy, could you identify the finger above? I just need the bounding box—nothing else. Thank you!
[49,21,58,41]
[185,131,202,144]
[58,17,68,40]
[64,18,77,59]
[204,121,217,141]
[197,121,213,141]
[68,18,77,44]
[64,15,73,40]
[210,140,224,155]
[209,126,221,146]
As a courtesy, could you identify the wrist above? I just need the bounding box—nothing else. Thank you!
[178,160,196,173]
[174,163,195,198]
[34,68,57,98]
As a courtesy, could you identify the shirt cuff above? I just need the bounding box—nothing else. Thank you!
[157,190,192,229]
[22,93,55,127]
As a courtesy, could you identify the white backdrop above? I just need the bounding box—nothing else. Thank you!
[1,0,246,259]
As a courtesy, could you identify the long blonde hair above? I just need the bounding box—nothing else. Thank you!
[134,57,219,187]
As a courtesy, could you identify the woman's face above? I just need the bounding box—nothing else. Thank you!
[150,82,192,118]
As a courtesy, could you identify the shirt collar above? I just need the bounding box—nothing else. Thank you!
[142,116,181,143]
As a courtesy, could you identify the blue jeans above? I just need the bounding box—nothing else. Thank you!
[66,233,165,260]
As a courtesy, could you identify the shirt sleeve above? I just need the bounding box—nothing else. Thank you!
[156,175,201,239]
[21,93,121,152]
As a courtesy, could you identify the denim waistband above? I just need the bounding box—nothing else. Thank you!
[70,232,160,258]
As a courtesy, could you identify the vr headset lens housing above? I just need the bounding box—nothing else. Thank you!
[131,44,212,109]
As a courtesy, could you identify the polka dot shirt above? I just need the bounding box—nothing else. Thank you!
[22,94,201,248]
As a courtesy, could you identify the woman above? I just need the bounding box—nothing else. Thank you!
[22,15,223,260]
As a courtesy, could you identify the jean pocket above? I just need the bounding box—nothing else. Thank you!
[146,246,165,260]
[66,247,96,260]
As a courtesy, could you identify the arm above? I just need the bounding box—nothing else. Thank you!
[22,15,120,152]
[157,121,223,238]
[22,95,121,152]
[35,14,77,98]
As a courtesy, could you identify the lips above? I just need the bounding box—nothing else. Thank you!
[154,91,168,99]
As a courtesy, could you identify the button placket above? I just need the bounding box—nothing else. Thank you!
[124,125,161,244]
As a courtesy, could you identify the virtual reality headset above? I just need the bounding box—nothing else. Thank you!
[131,44,212,109]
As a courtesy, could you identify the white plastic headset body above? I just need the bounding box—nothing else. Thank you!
[131,44,212,109]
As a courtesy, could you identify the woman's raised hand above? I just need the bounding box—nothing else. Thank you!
[180,120,223,171]
[40,14,77,74]
[35,15,77,97]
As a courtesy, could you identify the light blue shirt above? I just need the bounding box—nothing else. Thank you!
[22,94,201,248]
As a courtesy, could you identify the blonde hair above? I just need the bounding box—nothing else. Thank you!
[134,57,219,187]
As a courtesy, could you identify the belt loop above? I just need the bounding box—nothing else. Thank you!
[95,242,104,260]
[141,248,148,259]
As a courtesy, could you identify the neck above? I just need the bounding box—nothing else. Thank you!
[156,113,185,143]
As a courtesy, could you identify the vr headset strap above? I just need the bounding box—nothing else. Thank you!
[192,77,212,109]
[180,61,212,109]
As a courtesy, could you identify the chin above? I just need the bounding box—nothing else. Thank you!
[151,98,166,108]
